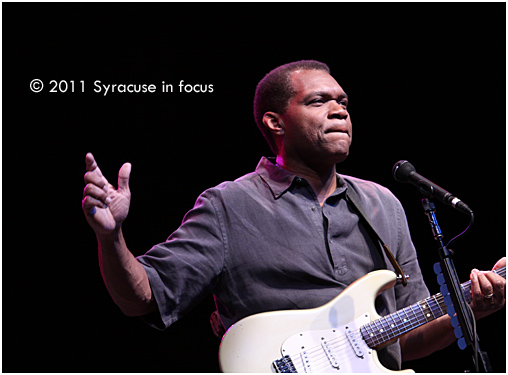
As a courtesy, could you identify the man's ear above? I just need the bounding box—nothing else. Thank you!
[262,112,284,136]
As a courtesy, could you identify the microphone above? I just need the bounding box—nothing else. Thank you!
[392,160,472,215]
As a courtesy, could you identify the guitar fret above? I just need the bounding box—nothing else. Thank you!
[410,304,425,326]
[367,321,377,346]
[407,306,420,327]
[416,303,427,325]
[427,295,442,318]
[408,307,418,326]
[424,298,437,320]
[358,266,507,350]
[397,310,410,333]
[378,319,390,341]
[426,296,443,319]
[365,321,379,345]
[437,294,448,315]
[373,319,388,345]
[387,314,402,337]
[361,322,376,347]
[402,307,416,329]
[391,312,404,334]
[417,301,430,323]
[462,281,472,304]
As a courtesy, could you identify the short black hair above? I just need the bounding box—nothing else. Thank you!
[253,60,331,154]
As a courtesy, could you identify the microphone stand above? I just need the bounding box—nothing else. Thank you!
[421,198,492,372]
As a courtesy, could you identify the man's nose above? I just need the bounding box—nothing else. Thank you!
[329,102,348,120]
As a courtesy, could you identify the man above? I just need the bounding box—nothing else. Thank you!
[82,60,505,370]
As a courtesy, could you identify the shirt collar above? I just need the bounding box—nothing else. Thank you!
[256,157,348,199]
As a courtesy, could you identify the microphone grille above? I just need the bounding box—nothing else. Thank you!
[392,160,415,183]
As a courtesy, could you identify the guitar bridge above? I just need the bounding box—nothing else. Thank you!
[272,355,297,373]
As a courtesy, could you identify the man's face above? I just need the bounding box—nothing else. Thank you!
[279,69,352,166]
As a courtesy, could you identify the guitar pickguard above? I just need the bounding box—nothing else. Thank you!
[277,314,376,373]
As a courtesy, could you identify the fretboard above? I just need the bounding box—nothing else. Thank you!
[360,266,506,348]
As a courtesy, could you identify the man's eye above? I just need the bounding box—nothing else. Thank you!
[310,98,324,105]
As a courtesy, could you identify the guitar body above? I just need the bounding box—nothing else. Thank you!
[219,270,413,373]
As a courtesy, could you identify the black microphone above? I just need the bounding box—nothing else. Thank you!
[392,160,472,215]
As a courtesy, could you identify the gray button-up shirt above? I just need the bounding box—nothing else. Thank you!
[137,157,429,369]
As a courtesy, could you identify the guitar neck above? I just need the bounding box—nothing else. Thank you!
[360,266,506,348]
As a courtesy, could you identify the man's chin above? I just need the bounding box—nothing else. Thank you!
[330,149,349,165]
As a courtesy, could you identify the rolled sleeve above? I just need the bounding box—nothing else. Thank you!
[136,190,227,330]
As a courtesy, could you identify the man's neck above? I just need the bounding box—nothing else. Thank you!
[275,155,337,207]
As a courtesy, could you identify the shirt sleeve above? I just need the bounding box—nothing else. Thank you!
[136,189,227,330]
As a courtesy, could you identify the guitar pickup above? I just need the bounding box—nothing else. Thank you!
[345,327,365,358]
[321,339,340,369]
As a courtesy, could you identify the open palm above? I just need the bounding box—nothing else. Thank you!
[82,153,131,237]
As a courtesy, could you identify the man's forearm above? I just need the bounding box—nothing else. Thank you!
[399,314,456,361]
[97,228,157,316]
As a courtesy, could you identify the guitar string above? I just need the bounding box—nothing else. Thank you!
[367,264,506,346]
[285,306,435,369]
[363,294,448,347]
[288,300,466,372]
[286,324,383,372]
[294,343,355,373]
[362,265,506,347]
[287,300,449,373]
[293,333,375,372]
[286,332,354,372]
[364,294,447,347]
[283,267,506,370]
[361,308,426,347]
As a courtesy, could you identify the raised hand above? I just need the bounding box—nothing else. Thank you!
[82,153,132,237]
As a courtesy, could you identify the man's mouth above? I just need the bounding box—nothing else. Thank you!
[325,128,349,136]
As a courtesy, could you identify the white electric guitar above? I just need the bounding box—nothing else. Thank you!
[219,266,505,373]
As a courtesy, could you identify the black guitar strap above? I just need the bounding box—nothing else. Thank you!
[345,184,408,287]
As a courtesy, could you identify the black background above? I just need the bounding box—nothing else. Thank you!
[3,2,506,373]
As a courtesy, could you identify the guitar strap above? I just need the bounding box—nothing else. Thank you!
[345,184,408,287]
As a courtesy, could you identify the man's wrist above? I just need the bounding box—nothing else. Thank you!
[97,227,123,249]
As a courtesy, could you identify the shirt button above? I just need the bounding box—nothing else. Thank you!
[311,207,316,212]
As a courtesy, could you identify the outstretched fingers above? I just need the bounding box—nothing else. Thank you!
[86,152,101,174]
[83,153,111,215]
[84,153,109,188]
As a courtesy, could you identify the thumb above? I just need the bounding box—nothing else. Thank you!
[118,162,131,191]
[492,257,506,271]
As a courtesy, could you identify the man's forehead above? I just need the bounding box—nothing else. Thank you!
[289,69,344,96]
